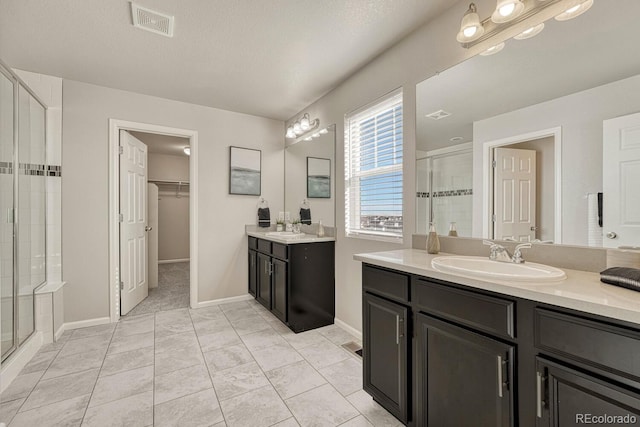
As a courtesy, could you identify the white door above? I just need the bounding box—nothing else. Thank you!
[493,148,537,242]
[148,183,159,289]
[603,112,640,248]
[120,130,149,315]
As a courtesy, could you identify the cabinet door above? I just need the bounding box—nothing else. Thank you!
[256,253,271,309]
[416,313,514,427]
[271,258,287,322]
[363,292,408,423]
[248,250,257,296]
[536,358,640,427]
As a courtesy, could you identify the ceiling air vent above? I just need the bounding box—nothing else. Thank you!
[425,109,452,120]
[131,3,174,38]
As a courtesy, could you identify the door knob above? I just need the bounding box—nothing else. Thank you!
[145,226,153,232]
[606,231,617,239]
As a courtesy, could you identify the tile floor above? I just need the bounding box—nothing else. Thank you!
[126,262,190,317]
[0,299,401,426]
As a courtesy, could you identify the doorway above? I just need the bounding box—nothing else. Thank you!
[482,127,562,243]
[108,120,198,322]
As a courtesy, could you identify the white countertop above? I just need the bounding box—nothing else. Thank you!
[354,249,640,326]
[248,230,335,245]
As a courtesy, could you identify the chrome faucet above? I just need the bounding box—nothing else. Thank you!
[483,240,532,263]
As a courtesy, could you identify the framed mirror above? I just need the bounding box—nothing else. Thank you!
[285,125,336,227]
[416,0,640,248]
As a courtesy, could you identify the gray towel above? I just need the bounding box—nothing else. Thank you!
[300,208,311,225]
[257,207,270,228]
[600,267,640,293]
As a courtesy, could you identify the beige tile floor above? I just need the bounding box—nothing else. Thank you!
[126,262,191,317]
[0,299,402,426]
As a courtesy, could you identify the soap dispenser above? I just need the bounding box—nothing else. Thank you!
[317,219,325,238]
[448,222,458,237]
[427,222,440,254]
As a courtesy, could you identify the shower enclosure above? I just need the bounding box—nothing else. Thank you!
[1,62,47,362]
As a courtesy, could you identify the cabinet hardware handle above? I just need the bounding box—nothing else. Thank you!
[269,262,273,276]
[536,371,543,418]
[497,355,503,398]
[395,316,403,345]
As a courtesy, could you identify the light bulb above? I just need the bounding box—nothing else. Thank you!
[183,146,191,156]
[491,0,524,23]
[480,42,505,56]
[319,128,329,134]
[286,127,296,138]
[293,122,302,134]
[300,116,310,130]
[566,4,580,13]
[463,26,478,38]
[312,133,320,138]
[514,23,544,40]
[498,2,515,16]
[555,0,593,21]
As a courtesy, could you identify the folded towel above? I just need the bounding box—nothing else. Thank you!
[257,207,270,228]
[600,267,640,293]
[300,208,311,225]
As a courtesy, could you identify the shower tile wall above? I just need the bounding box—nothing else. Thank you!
[16,70,63,284]
[416,151,473,237]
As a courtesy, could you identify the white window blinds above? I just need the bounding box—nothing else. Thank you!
[345,89,403,240]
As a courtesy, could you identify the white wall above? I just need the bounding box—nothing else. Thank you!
[473,74,640,246]
[148,153,190,261]
[284,0,497,333]
[62,80,283,322]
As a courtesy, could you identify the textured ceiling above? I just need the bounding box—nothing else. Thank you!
[416,0,640,151]
[0,0,454,120]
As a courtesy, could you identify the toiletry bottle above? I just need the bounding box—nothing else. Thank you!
[317,220,325,237]
[448,222,458,237]
[427,222,440,254]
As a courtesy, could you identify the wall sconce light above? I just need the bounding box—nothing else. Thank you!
[183,146,191,156]
[457,0,593,50]
[285,113,319,140]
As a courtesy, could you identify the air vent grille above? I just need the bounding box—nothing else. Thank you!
[425,109,452,120]
[131,3,174,38]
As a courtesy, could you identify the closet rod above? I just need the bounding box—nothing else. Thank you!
[148,179,190,185]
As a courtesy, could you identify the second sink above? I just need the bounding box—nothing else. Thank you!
[431,256,567,283]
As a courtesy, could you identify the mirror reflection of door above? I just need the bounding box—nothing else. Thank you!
[493,148,536,242]
[603,112,640,248]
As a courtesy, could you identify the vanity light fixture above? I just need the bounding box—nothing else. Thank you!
[285,113,319,139]
[554,0,593,21]
[457,0,592,50]
[183,146,191,156]
[480,42,506,56]
[514,23,545,40]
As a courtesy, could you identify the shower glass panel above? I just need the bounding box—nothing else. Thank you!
[1,70,15,358]
[17,84,46,345]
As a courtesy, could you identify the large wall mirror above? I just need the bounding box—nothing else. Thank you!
[285,124,336,228]
[416,0,640,248]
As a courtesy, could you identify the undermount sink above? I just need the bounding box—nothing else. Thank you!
[431,256,567,283]
[264,231,307,240]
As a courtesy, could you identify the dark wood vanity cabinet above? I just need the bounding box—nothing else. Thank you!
[361,263,640,427]
[248,236,334,332]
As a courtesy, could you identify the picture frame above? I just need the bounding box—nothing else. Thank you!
[307,157,331,198]
[229,146,261,196]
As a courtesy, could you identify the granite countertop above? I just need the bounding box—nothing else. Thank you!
[247,230,336,245]
[354,249,640,326]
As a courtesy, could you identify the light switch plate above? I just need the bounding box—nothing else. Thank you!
[284,212,291,221]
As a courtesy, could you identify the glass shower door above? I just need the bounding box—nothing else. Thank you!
[17,84,46,345]
[1,70,15,358]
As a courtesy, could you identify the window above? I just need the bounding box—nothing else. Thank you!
[345,89,403,241]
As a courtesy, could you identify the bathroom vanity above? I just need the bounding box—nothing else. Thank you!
[248,231,335,332]
[355,250,640,426]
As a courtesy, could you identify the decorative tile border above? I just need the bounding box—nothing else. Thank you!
[0,162,61,177]
[416,189,473,198]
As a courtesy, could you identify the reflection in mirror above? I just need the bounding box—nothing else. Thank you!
[416,0,640,248]
[285,125,336,227]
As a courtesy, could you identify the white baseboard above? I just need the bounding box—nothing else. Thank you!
[62,316,111,331]
[158,258,190,265]
[335,318,362,341]
[193,294,253,309]
[54,324,65,340]
[0,332,43,394]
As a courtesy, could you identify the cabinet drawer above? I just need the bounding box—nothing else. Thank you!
[535,308,640,383]
[413,278,515,339]
[257,239,271,254]
[362,265,409,304]
[272,243,288,260]
[248,236,258,250]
